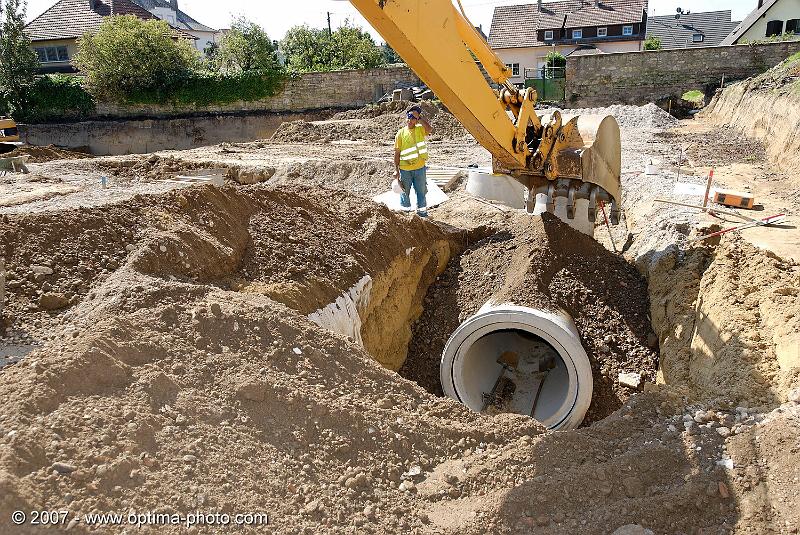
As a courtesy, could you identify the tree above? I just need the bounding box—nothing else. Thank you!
[0,0,40,116]
[644,36,662,50]
[281,21,385,72]
[74,15,199,101]
[542,51,566,78]
[382,43,402,64]
[213,17,280,73]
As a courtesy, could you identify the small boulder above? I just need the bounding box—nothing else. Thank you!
[39,293,70,311]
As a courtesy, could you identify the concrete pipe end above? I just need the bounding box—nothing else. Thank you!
[440,303,593,431]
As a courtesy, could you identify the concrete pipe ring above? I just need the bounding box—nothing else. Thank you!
[440,304,593,430]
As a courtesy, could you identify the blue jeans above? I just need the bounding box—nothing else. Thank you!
[399,166,427,210]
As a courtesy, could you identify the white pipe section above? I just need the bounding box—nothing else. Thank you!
[530,193,595,237]
[441,303,593,430]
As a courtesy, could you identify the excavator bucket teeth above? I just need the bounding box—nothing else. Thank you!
[534,113,622,208]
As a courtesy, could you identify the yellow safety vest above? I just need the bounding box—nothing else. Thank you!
[395,124,428,171]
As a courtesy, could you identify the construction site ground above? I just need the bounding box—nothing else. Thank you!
[0,98,798,535]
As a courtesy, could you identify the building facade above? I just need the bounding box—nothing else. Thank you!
[24,0,201,73]
[131,0,220,52]
[488,0,648,84]
[722,0,800,45]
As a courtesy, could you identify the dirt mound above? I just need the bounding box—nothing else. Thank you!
[91,154,221,181]
[272,100,470,143]
[562,102,678,130]
[403,213,659,424]
[331,100,439,121]
[0,181,798,534]
[268,160,396,198]
[1,145,91,163]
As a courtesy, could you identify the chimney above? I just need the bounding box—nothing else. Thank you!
[88,0,96,10]
[538,0,542,11]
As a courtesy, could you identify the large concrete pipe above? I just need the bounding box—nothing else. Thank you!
[441,303,593,430]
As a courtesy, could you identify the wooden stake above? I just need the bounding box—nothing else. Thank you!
[702,168,714,211]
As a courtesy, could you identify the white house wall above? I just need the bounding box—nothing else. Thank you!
[495,40,642,82]
[190,30,219,52]
[737,0,800,42]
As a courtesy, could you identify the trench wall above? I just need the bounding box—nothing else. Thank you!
[19,65,421,155]
[19,111,330,156]
[566,41,800,107]
[702,81,800,172]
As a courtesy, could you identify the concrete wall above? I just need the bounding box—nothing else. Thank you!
[93,65,421,119]
[565,41,800,107]
[20,110,330,156]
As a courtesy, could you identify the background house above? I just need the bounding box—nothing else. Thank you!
[24,0,197,73]
[131,0,220,52]
[721,0,800,44]
[488,0,648,85]
[647,10,740,48]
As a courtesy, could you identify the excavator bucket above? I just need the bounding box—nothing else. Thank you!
[523,111,622,224]
[347,0,623,227]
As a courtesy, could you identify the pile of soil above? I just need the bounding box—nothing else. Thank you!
[403,213,659,424]
[1,145,92,163]
[272,100,470,143]
[91,154,221,182]
[269,160,396,198]
[2,182,795,535]
[562,103,678,130]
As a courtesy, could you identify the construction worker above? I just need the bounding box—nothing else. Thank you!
[393,105,434,217]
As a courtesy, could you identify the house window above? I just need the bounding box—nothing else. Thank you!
[597,27,608,37]
[766,20,784,37]
[505,63,520,77]
[544,30,554,40]
[572,28,583,39]
[692,33,705,42]
[786,19,799,34]
[34,46,69,63]
[622,25,634,36]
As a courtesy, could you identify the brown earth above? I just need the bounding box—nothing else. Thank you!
[271,100,470,144]
[1,145,92,164]
[403,213,659,424]
[0,98,798,535]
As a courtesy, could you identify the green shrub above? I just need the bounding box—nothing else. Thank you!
[282,22,385,72]
[74,15,200,101]
[21,74,95,122]
[681,89,704,103]
[124,70,286,106]
[644,36,662,50]
[212,17,280,73]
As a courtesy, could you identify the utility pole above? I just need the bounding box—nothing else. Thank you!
[327,12,332,35]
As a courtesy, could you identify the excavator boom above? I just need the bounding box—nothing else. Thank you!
[347,0,622,223]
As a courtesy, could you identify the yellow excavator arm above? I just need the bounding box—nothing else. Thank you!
[348,0,622,223]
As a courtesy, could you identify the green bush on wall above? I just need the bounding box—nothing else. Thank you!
[15,74,95,123]
[124,69,287,106]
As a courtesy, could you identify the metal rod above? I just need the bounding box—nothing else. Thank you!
[653,198,755,223]
[690,214,786,243]
[600,201,618,253]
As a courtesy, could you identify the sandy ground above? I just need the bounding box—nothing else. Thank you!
[0,99,798,535]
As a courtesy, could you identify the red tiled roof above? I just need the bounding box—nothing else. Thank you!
[489,0,648,48]
[25,0,196,41]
